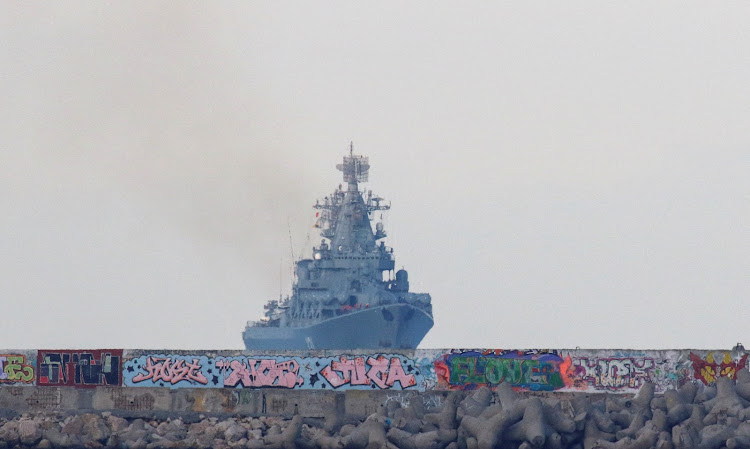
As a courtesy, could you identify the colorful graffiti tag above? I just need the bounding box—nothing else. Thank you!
[123,354,420,390]
[689,351,748,385]
[124,355,215,388]
[37,350,122,387]
[1,348,748,394]
[320,356,416,389]
[570,356,655,390]
[132,356,209,386]
[434,350,572,391]
[0,354,35,384]
[217,357,304,388]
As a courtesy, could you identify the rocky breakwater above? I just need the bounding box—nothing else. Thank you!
[4,371,750,448]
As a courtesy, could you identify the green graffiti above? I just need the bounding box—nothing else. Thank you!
[449,356,484,384]
[1,355,34,383]
[485,357,523,384]
[448,356,562,388]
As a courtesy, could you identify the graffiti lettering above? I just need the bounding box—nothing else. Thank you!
[0,355,34,383]
[435,351,570,391]
[132,357,208,385]
[572,357,655,390]
[689,352,748,385]
[320,356,416,389]
[123,355,214,388]
[106,349,750,393]
[38,350,122,387]
[216,358,303,388]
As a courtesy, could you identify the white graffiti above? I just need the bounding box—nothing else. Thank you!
[384,392,442,410]
[574,357,655,389]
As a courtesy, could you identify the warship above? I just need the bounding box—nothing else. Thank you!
[243,146,433,350]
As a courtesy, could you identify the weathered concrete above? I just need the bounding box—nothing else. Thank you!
[5,347,749,394]
[6,377,750,449]
[1,386,446,420]
[4,347,750,448]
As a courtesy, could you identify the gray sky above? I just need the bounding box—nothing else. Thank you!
[1,3,748,350]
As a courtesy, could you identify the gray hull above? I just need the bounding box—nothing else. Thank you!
[243,304,433,350]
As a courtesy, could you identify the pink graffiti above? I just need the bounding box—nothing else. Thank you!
[216,359,303,388]
[132,357,208,385]
[320,356,416,389]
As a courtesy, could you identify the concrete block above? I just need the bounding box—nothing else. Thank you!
[260,390,337,418]
[92,386,171,412]
[0,387,78,413]
[170,388,241,414]
[344,391,381,418]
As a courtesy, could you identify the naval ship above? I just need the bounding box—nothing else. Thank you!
[243,146,433,350]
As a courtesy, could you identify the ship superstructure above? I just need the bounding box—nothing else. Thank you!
[242,146,433,350]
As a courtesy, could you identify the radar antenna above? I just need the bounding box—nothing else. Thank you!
[336,142,370,184]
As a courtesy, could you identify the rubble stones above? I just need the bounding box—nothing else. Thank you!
[5,377,750,448]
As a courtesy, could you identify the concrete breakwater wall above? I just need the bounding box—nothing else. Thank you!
[1,347,750,448]
[1,347,748,419]
[2,348,748,393]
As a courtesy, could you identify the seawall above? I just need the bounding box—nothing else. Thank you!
[1,347,747,418]
[3,348,750,448]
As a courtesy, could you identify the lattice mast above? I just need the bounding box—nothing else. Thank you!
[314,143,390,242]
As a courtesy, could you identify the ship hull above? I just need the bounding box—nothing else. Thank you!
[243,304,433,350]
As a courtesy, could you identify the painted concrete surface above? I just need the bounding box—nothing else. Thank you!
[2,348,747,394]
[2,347,746,420]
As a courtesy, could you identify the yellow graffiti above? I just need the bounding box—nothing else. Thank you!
[700,366,716,384]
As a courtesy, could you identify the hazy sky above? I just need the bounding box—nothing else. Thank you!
[1,3,748,350]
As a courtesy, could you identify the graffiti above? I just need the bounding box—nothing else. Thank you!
[435,350,571,391]
[690,352,748,385]
[0,354,34,384]
[132,357,208,385]
[385,392,442,410]
[320,355,417,389]
[124,355,214,388]
[415,357,438,390]
[1,348,746,394]
[571,357,655,390]
[38,350,122,387]
[123,354,418,390]
[216,358,304,388]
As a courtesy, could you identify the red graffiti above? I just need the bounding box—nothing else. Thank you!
[132,357,208,385]
[216,358,303,388]
[38,350,122,387]
[320,356,416,389]
[690,352,748,385]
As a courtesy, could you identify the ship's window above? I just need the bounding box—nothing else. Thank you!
[347,295,357,306]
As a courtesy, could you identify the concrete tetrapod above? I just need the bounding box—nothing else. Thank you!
[13,374,750,449]
[702,376,749,425]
